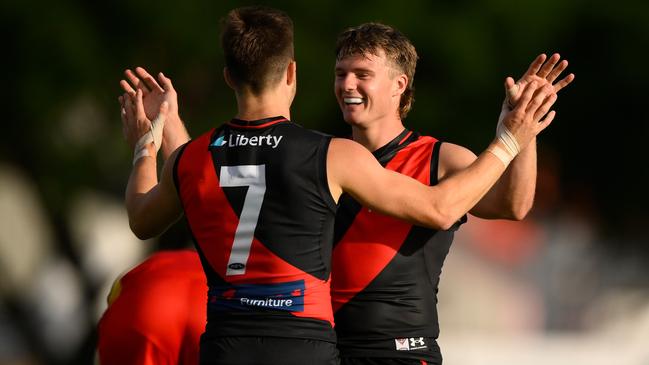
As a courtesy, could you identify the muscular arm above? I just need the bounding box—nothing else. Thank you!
[328,137,510,230]
[121,90,184,239]
[126,149,183,239]
[439,140,536,220]
[479,139,536,219]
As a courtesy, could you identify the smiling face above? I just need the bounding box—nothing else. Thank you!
[334,49,407,129]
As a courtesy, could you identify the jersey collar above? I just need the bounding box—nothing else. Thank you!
[372,128,420,165]
[227,116,290,129]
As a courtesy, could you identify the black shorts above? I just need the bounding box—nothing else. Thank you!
[341,358,432,365]
[338,337,441,365]
[200,335,340,365]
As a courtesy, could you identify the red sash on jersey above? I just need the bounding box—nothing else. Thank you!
[175,129,333,325]
[331,136,437,311]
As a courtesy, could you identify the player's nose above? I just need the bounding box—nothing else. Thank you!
[337,74,357,92]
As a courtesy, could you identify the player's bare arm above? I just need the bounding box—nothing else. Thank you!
[120,67,191,159]
[329,80,556,230]
[120,89,183,239]
[439,53,574,220]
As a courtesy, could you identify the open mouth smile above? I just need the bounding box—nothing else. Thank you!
[343,97,364,105]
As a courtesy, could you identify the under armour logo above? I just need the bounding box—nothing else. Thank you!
[410,337,426,348]
[395,337,427,351]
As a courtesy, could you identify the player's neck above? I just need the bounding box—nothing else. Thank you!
[351,117,405,152]
[234,89,292,121]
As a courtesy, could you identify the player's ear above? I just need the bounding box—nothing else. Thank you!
[393,73,408,97]
[223,67,236,90]
[286,61,296,86]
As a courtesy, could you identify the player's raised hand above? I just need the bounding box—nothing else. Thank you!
[120,67,188,159]
[502,80,558,148]
[120,91,149,150]
[120,89,168,155]
[120,67,179,122]
[506,53,575,108]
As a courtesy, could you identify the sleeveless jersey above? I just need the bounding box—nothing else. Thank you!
[331,130,466,362]
[97,250,207,365]
[173,117,337,343]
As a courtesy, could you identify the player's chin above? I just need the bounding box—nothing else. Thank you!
[341,103,365,115]
[342,112,364,127]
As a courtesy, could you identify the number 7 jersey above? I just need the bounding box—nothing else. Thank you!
[173,117,338,342]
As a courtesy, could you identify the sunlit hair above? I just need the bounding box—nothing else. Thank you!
[221,6,294,94]
[336,23,418,119]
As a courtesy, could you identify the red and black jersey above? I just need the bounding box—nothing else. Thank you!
[331,129,466,363]
[97,250,206,365]
[173,117,337,343]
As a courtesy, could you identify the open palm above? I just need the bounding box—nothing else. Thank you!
[507,53,575,106]
[120,67,178,120]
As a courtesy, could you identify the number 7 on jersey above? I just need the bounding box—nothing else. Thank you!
[219,165,266,276]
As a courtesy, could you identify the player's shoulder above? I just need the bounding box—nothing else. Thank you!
[438,141,477,177]
[327,138,377,175]
[329,137,368,155]
[176,128,216,159]
[279,122,333,140]
[439,141,475,157]
[304,126,334,139]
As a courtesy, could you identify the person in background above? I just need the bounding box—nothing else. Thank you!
[96,250,206,365]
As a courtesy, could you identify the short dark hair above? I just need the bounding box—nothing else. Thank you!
[221,6,294,94]
[336,23,418,119]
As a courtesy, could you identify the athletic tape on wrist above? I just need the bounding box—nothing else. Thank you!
[496,120,520,157]
[490,82,522,165]
[487,145,513,166]
[132,111,166,165]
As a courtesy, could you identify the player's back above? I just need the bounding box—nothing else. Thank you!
[173,116,337,344]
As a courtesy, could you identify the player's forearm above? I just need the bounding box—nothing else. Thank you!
[161,115,191,161]
[125,156,160,239]
[471,138,537,219]
[424,139,512,229]
[497,137,537,219]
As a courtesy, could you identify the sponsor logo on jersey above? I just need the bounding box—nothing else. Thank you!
[395,337,427,351]
[211,133,283,149]
[208,279,305,312]
[213,135,227,146]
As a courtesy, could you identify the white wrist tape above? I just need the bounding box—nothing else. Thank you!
[133,112,166,165]
[487,145,514,166]
[496,120,520,157]
[488,82,522,166]
[489,119,521,166]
